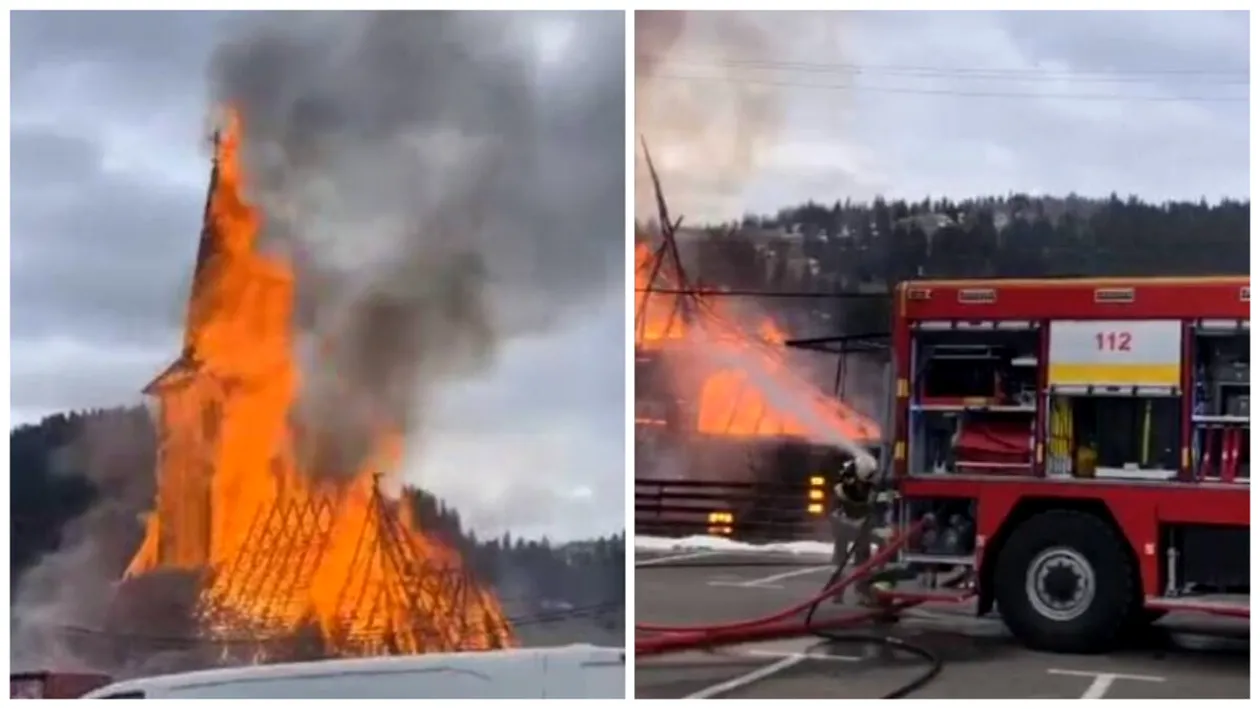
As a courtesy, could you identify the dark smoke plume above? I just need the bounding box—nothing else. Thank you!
[211,11,625,480]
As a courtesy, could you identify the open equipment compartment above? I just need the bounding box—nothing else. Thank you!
[907,322,1040,477]
[1046,394,1182,480]
[900,318,1040,559]
[1043,315,1185,481]
[1191,319,1250,482]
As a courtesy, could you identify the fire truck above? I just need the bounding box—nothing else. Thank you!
[889,275,1250,652]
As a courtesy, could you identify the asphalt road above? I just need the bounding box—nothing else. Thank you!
[635,548,1250,699]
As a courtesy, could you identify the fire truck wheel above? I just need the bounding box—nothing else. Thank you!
[993,510,1135,654]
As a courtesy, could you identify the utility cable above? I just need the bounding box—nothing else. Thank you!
[637,54,1250,83]
[636,285,889,299]
[33,597,626,646]
[646,72,1247,103]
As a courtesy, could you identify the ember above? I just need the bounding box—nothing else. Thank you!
[123,111,514,658]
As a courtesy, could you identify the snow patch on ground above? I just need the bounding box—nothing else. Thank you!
[635,535,833,557]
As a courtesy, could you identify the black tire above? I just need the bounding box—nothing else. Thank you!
[993,509,1137,654]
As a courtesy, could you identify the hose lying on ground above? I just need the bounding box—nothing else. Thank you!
[798,519,943,699]
[635,520,953,699]
[638,559,827,569]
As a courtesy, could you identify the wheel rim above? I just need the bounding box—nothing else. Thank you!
[1025,547,1095,622]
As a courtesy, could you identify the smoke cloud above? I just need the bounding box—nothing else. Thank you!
[210,11,625,483]
[635,11,781,223]
[8,410,211,678]
[634,12,881,486]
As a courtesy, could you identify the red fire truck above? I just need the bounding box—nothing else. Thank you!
[890,275,1249,652]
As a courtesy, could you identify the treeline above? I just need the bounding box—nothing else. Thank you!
[670,194,1249,336]
[11,408,154,583]
[10,407,624,615]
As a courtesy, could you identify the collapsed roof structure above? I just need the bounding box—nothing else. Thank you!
[633,143,881,446]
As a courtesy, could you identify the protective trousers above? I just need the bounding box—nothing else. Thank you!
[829,505,875,604]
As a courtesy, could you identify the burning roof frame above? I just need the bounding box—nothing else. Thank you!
[634,139,890,428]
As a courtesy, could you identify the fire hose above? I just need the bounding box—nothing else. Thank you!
[636,518,955,699]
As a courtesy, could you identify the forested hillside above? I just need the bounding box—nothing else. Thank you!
[662,195,1249,337]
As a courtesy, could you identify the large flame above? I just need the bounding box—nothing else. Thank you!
[124,111,514,657]
[634,238,879,443]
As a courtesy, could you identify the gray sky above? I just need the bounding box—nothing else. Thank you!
[637,10,1249,223]
[9,10,1250,540]
[11,10,626,542]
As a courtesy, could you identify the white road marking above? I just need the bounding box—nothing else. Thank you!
[744,648,861,662]
[729,638,821,656]
[718,565,832,588]
[1046,668,1165,699]
[685,654,808,699]
[637,550,721,566]
[708,580,786,589]
[684,642,858,699]
[902,608,1001,630]
[637,638,818,667]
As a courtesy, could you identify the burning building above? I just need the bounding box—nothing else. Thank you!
[123,112,514,660]
[633,154,881,494]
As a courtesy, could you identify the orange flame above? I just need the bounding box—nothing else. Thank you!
[125,110,514,657]
[634,239,879,443]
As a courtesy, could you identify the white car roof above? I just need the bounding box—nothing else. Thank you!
[83,644,624,698]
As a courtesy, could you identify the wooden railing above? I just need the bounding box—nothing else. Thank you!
[634,477,830,542]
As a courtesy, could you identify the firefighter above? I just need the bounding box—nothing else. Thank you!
[829,452,897,606]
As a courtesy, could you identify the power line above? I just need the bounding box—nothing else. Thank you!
[638,55,1251,83]
[638,286,888,300]
[30,599,626,646]
[647,72,1247,103]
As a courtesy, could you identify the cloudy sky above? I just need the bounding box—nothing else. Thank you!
[11,11,626,542]
[637,10,1249,223]
[9,10,1250,541]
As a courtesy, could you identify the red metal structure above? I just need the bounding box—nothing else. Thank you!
[889,276,1250,652]
[10,671,112,699]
